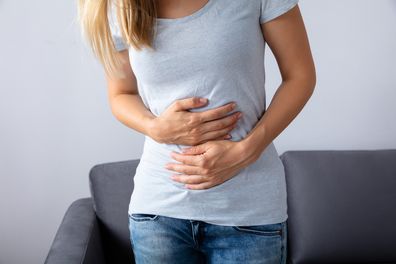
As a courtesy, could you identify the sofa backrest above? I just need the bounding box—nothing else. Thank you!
[89,159,137,264]
[89,149,396,264]
[280,149,396,264]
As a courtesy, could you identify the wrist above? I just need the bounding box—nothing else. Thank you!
[234,138,260,167]
[239,126,270,159]
[146,116,161,142]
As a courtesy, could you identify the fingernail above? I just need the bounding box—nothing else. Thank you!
[225,134,232,139]
[200,98,207,103]
[237,112,242,118]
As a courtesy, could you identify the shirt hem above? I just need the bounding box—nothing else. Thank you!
[128,209,288,226]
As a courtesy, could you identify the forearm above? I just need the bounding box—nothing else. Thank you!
[240,78,315,158]
[110,93,156,137]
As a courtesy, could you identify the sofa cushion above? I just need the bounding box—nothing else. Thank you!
[280,150,396,264]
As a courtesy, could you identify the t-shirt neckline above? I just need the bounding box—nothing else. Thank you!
[156,0,214,25]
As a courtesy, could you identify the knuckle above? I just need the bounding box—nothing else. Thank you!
[195,115,203,123]
[188,134,199,145]
[191,126,200,135]
[173,101,181,108]
[228,115,237,124]
[192,139,201,146]
[201,168,210,175]
[199,156,207,167]
[201,160,211,171]
[189,115,199,125]
[198,114,204,123]
[227,116,236,126]
[192,136,200,145]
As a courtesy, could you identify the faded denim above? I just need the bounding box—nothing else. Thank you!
[129,213,287,264]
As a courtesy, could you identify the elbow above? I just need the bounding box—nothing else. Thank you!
[310,66,317,90]
[108,91,125,118]
[282,61,316,94]
[301,63,316,94]
[307,71,316,95]
[283,69,316,96]
[297,66,316,95]
[108,95,120,119]
[307,61,317,93]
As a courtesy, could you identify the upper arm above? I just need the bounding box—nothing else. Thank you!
[106,2,138,99]
[105,50,139,100]
[259,1,316,86]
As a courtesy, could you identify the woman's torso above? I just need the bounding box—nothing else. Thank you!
[127,0,288,226]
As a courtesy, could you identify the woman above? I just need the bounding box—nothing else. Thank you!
[78,0,316,263]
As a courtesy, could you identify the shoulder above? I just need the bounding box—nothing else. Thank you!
[258,0,299,24]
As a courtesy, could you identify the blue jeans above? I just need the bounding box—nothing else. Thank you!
[128,213,287,264]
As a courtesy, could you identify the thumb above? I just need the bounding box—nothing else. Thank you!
[181,144,206,155]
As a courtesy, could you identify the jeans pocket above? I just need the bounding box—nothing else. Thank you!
[232,222,283,237]
[129,213,160,222]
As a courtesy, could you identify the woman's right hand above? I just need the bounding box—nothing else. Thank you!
[149,97,242,145]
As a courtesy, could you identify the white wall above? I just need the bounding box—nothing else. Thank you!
[0,0,395,263]
[268,1,396,151]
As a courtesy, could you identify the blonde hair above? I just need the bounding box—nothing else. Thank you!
[77,0,157,78]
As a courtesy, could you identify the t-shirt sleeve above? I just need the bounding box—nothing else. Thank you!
[259,0,299,24]
[108,3,128,51]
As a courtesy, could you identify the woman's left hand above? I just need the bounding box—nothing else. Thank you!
[165,139,259,190]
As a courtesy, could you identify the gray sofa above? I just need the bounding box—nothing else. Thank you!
[44,149,396,264]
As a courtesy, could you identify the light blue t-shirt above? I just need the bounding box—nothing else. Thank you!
[109,0,298,226]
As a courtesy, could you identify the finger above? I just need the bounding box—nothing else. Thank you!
[185,181,217,190]
[198,123,237,143]
[199,111,241,134]
[164,163,202,175]
[220,134,232,140]
[171,97,208,111]
[198,134,231,145]
[197,102,237,122]
[181,144,206,155]
[170,174,208,184]
[170,151,201,166]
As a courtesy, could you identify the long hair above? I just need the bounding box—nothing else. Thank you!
[77,0,157,78]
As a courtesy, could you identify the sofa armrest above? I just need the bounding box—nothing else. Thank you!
[45,198,106,264]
